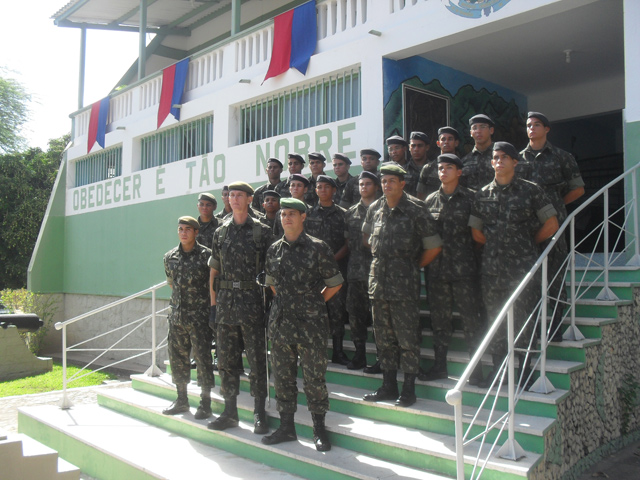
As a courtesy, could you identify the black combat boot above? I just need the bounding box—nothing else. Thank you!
[478,355,504,389]
[162,384,190,415]
[207,396,239,430]
[467,360,485,386]
[347,341,367,370]
[363,359,382,374]
[253,396,269,434]
[363,370,399,402]
[419,345,448,381]
[261,412,297,445]
[311,413,331,452]
[331,335,351,365]
[194,389,212,419]
[396,373,417,407]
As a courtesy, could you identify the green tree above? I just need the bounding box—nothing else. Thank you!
[0,72,31,154]
[0,135,67,289]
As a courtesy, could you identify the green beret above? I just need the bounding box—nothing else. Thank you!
[332,153,351,165]
[280,198,307,212]
[317,175,337,188]
[380,163,407,178]
[198,192,217,206]
[178,216,199,230]
[228,181,254,195]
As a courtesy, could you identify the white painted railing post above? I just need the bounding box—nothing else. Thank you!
[564,218,585,341]
[497,305,525,461]
[627,172,640,265]
[445,388,465,480]
[596,189,619,300]
[530,257,555,394]
[145,287,163,377]
[59,325,73,409]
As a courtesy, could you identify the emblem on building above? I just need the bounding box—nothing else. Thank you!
[446,0,512,18]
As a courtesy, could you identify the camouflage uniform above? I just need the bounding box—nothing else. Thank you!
[425,185,482,350]
[469,177,557,355]
[344,201,373,345]
[215,208,232,220]
[210,215,273,400]
[518,142,585,328]
[460,144,495,192]
[276,177,292,199]
[252,182,286,214]
[417,161,441,199]
[196,216,219,250]
[305,202,349,337]
[164,242,215,389]
[363,192,440,373]
[403,160,422,197]
[339,174,382,209]
[265,232,344,414]
[305,175,321,207]
[334,173,354,206]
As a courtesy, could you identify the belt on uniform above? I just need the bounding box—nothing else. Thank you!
[218,280,256,290]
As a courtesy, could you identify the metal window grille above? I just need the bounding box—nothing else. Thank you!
[75,147,123,187]
[240,68,361,144]
[140,116,214,170]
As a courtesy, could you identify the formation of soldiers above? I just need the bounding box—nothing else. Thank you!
[162,111,584,452]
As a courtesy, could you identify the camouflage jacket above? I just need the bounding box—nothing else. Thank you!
[196,216,219,250]
[469,177,557,283]
[164,242,211,325]
[334,173,354,205]
[460,143,495,192]
[209,215,273,325]
[518,141,584,223]
[344,201,373,282]
[305,202,347,274]
[417,160,441,199]
[339,173,382,209]
[265,232,344,344]
[251,181,286,213]
[425,185,477,281]
[363,192,440,301]
[305,174,322,207]
[403,159,423,197]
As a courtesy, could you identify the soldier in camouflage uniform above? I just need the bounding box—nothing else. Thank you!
[252,158,285,213]
[469,142,558,388]
[215,186,232,219]
[262,198,344,452]
[207,182,273,434]
[195,192,219,249]
[277,153,305,200]
[404,131,430,198]
[387,135,408,166]
[305,175,350,365]
[362,164,441,408]
[332,153,353,205]
[421,154,484,384]
[162,216,215,419]
[344,171,380,370]
[517,112,585,343]
[305,152,327,207]
[260,190,281,231]
[340,148,382,208]
[460,114,497,192]
[417,127,461,201]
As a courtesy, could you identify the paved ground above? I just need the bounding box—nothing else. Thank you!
[1,378,638,479]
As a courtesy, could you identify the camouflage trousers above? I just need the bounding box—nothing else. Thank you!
[481,274,540,356]
[346,280,372,345]
[168,320,214,388]
[217,322,268,399]
[430,277,484,351]
[545,238,568,324]
[371,299,420,374]
[327,284,348,337]
[271,340,329,414]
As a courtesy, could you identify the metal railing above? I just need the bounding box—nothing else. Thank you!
[54,282,169,409]
[446,161,640,479]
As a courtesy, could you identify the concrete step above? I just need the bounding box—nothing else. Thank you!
[106,380,540,480]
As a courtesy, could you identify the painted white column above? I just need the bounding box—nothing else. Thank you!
[624,0,640,124]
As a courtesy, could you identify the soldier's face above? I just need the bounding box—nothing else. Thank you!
[288,159,303,174]
[263,196,280,214]
[316,182,335,204]
[197,200,215,218]
[409,140,429,161]
[281,208,305,231]
[387,144,406,163]
[361,154,379,172]
[309,158,325,175]
[381,175,405,198]
[332,159,349,178]
[289,180,307,200]
[437,134,459,154]
[438,162,461,185]
[359,178,378,200]
[470,123,493,145]
[229,190,252,212]
[527,118,549,142]
[221,190,230,207]
[491,150,517,176]
[266,162,283,181]
[177,225,197,247]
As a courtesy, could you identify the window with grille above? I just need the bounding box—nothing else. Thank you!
[75,147,123,187]
[240,68,361,144]
[140,115,214,170]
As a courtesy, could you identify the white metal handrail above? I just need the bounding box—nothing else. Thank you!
[54,281,169,409]
[446,161,640,479]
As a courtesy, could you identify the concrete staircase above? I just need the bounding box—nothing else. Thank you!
[0,428,80,480]
[17,265,640,480]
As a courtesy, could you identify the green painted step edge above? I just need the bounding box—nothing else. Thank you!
[574,304,621,318]
[574,269,640,282]
[98,393,356,480]
[18,411,156,480]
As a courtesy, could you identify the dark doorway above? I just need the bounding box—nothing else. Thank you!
[403,85,449,161]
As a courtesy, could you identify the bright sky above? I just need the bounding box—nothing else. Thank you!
[0,1,142,150]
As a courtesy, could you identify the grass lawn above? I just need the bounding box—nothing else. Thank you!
[0,362,118,398]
